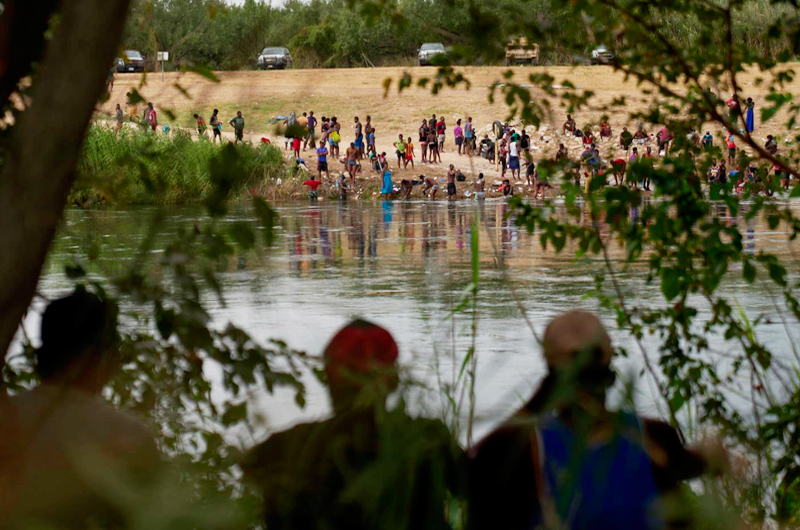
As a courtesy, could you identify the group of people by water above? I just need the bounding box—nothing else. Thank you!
[0,289,727,529]
[283,111,549,201]
[112,91,784,200]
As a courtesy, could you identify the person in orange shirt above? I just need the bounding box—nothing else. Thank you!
[726,131,737,166]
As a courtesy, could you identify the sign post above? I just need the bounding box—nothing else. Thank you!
[157,51,170,82]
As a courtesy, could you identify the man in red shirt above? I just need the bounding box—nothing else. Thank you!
[302,176,323,201]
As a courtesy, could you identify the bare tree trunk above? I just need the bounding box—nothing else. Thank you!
[0,0,132,391]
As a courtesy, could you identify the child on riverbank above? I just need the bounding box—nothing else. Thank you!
[194,114,207,138]
[292,136,302,159]
[404,136,415,169]
[367,128,376,157]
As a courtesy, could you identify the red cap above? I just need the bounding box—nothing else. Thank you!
[324,320,398,385]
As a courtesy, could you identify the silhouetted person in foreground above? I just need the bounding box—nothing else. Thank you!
[241,319,466,530]
[0,288,161,529]
[469,311,725,530]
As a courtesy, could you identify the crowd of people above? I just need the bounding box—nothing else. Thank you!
[283,111,552,201]
[113,93,782,200]
[284,102,782,200]
[0,290,727,529]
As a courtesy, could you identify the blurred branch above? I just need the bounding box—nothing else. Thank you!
[0,0,132,393]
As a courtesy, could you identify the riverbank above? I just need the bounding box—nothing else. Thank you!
[76,123,553,205]
[99,65,800,184]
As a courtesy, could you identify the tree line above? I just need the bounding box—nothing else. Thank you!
[121,0,793,71]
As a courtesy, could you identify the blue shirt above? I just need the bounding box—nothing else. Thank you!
[317,147,327,163]
[536,412,663,530]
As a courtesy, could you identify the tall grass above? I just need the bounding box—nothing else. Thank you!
[74,125,287,205]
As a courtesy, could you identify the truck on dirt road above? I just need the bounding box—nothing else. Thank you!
[505,37,539,66]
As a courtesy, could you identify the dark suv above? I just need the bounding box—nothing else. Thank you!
[257,47,293,70]
[116,50,145,73]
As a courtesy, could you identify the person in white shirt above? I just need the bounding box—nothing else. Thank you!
[508,139,521,180]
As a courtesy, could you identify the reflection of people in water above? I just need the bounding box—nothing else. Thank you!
[369,222,378,259]
[382,200,394,232]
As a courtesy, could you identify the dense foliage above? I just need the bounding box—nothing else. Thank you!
[5,0,800,526]
[74,125,286,204]
[121,0,795,69]
[411,0,800,524]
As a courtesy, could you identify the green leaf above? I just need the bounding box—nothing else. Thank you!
[253,197,278,246]
[743,259,756,284]
[221,402,248,426]
[661,267,681,301]
[768,262,788,287]
[668,393,685,413]
[126,88,144,106]
[155,302,175,340]
[229,222,255,250]
[768,214,780,229]
[776,467,800,524]
[65,263,86,279]
[182,64,220,83]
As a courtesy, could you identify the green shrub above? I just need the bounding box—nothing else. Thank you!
[74,125,287,205]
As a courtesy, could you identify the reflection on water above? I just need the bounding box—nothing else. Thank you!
[38,198,800,439]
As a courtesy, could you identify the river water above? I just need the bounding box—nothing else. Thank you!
[35,198,800,442]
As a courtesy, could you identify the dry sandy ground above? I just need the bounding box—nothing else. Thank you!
[101,65,800,192]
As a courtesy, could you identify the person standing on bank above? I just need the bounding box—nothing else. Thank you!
[229,111,245,144]
[745,97,755,133]
[210,109,222,143]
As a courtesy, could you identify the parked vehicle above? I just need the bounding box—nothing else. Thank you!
[116,50,145,73]
[257,47,292,70]
[418,42,447,66]
[505,37,540,66]
[589,45,614,65]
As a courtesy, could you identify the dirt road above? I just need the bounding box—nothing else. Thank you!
[102,65,800,191]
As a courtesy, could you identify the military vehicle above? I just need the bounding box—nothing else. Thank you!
[505,37,539,66]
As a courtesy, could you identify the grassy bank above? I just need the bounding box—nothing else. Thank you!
[74,125,288,205]
[75,124,522,205]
